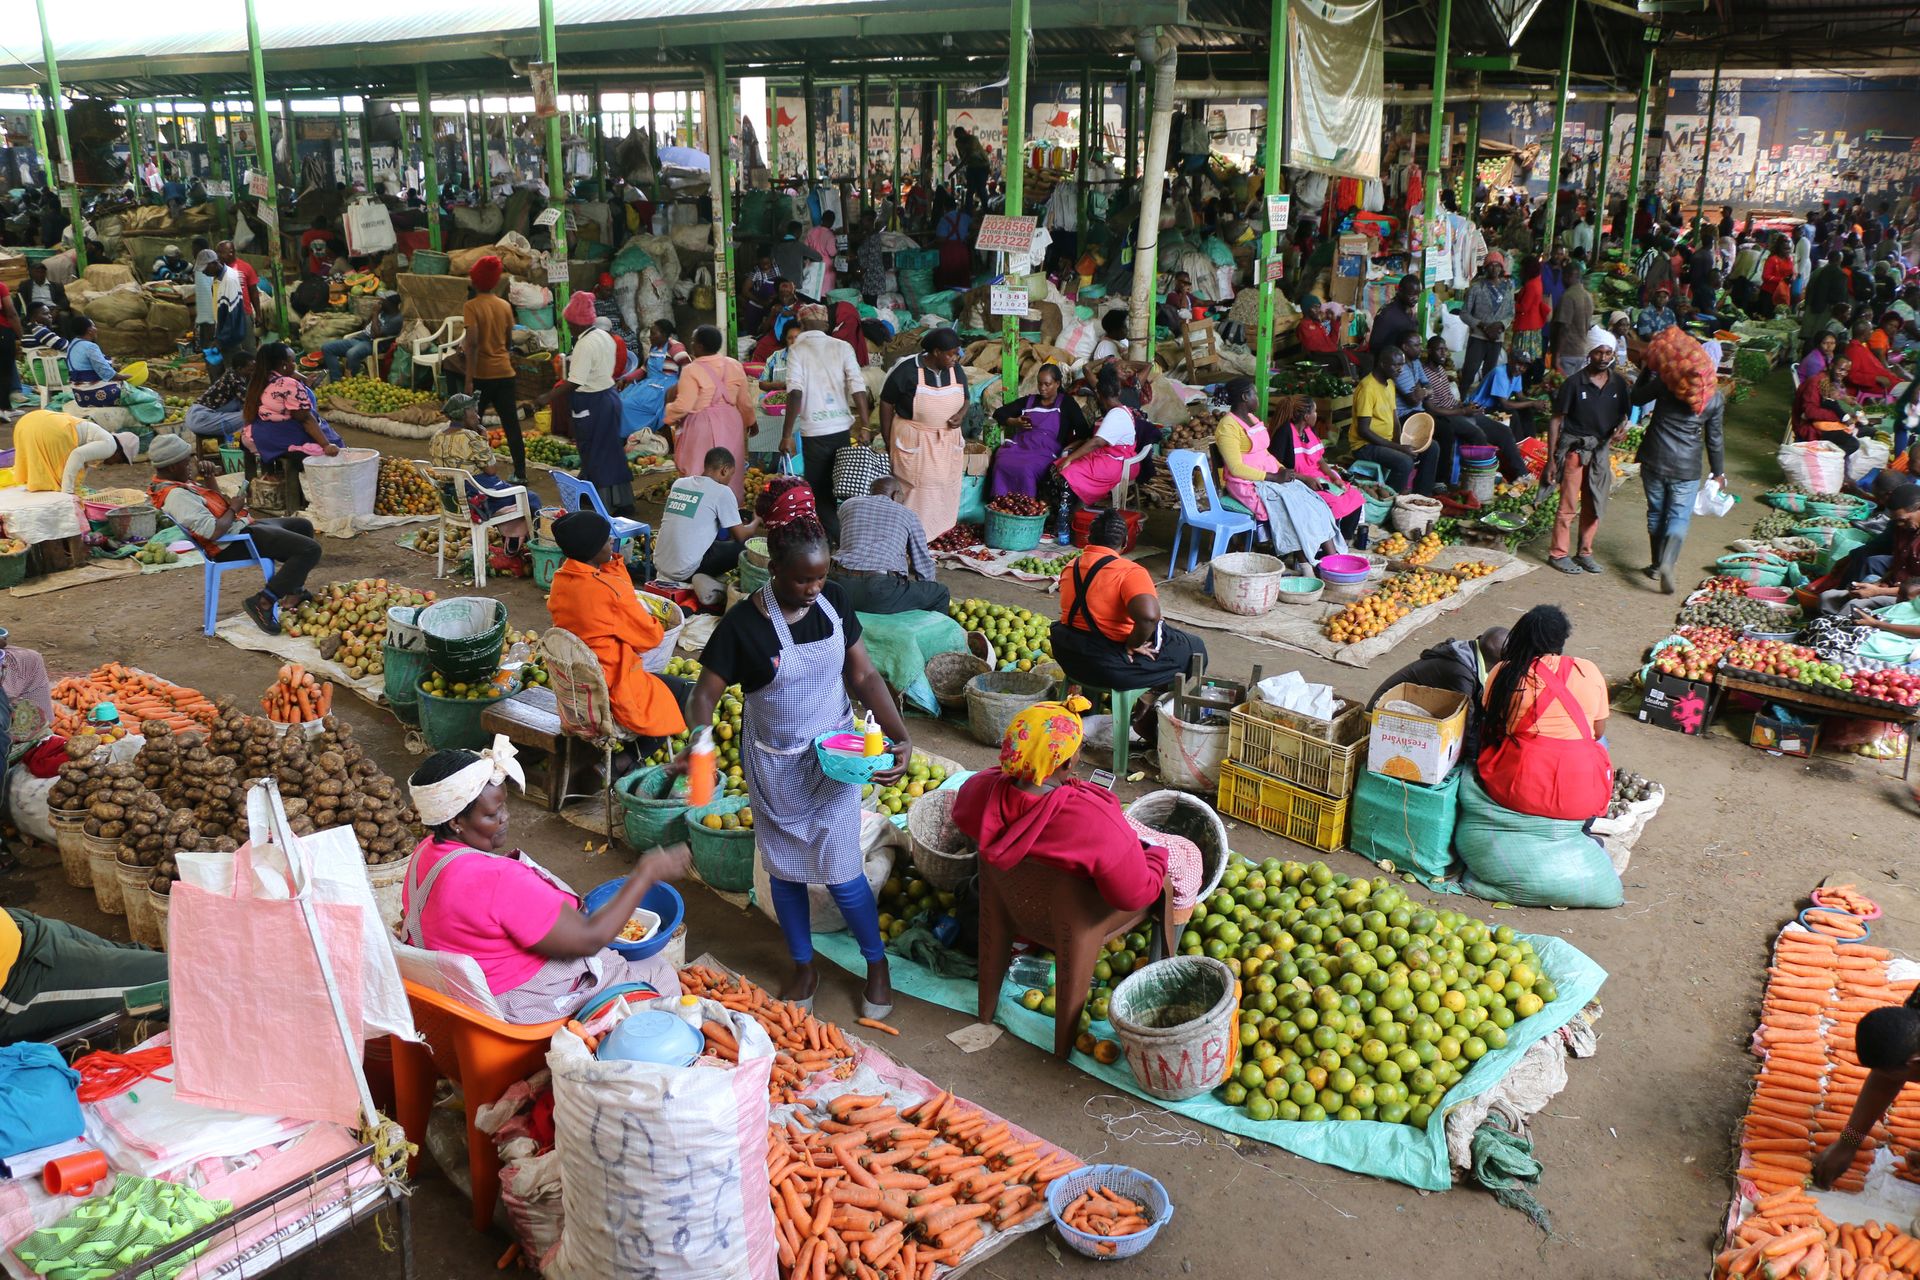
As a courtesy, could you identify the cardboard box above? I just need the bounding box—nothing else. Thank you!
[1637,671,1713,735]
[1329,234,1371,306]
[1751,710,1819,758]
[963,442,992,477]
[1367,683,1468,786]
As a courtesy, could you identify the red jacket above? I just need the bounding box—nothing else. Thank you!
[1791,374,1846,439]
[1844,340,1896,392]
[1514,278,1550,332]
[952,770,1168,912]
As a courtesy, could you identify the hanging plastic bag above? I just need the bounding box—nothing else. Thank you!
[1692,477,1737,518]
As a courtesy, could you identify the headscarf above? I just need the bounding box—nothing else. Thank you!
[442,392,479,420]
[569,327,616,393]
[552,509,611,560]
[998,696,1093,783]
[410,735,526,828]
[765,479,817,529]
[796,302,829,325]
[147,433,193,467]
[469,255,504,293]
[562,289,596,327]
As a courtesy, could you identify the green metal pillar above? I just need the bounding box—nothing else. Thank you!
[803,73,818,202]
[25,91,50,190]
[1076,68,1091,249]
[1255,0,1290,410]
[335,100,351,185]
[361,103,374,190]
[1001,0,1030,396]
[1459,89,1481,209]
[123,101,147,202]
[1541,0,1577,251]
[711,47,737,348]
[416,68,442,251]
[33,0,86,273]
[1694,52,1723,226]
[934,82,946,196]
[204,98,231,233]
[890,80,902,228]
[858,74,870,214]
[1594,95,1613,241]
[1141,70,1155,365]
[590,83,604,197]
[243,0,286,334]
[1418,0,1452,334]
[1624,37,1655,259]
[539,0,573,354]
[1124,62,1138,181]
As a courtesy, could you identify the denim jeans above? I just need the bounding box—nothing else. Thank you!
[1643,475,1701,542]
[321,337,373,380]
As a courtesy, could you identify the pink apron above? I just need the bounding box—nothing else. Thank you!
[1061,441,1138,505]
[1290,423,1366,522]
[672,358,749,501]
[889,360,967,539]
[1220,411,1281,520]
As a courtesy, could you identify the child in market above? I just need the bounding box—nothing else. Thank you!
[431,394,539,568]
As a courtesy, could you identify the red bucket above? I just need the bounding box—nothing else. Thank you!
[1070,508,1142,551]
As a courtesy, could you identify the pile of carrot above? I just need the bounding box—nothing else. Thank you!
[1057,1187,1150,1254]
[1814,885,1883,919]
[50,663,217,738]
[1802,910,1873,942]
[681,965,858,1104]
[1716,1188,1920,1279]
[767,1089,1079,1279]
[261,663,334,723]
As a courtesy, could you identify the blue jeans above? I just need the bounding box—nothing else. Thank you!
[320,337,372,380]
[185,403,244,440]
[1643,475,1701,543]
[766,874,886,965]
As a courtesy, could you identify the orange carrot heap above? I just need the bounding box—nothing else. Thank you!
[50,663,217,738]
[261,663,333,723]
[1059,1187,1151,1254]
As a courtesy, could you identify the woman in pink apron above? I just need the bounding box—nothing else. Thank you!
[1275,396,1366,540]
[1213,378,1348,566]
[879,329,969,539]
[1057,367,1144,507]
[402,738,690,1024]
[665,324,756,502]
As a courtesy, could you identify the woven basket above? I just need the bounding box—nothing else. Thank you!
[906,789,976,891]
[925,651,991,713]
[1125,790,1231,903]
[965,670,1057,747]
[685,795,756,891]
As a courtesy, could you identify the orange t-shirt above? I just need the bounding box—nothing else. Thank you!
[1484,656,1608,741]
[545,559,687,737]
[1059,546,1154,643]
[463,293,516,380]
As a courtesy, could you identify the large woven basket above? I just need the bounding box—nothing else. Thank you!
[926,651,991,713]
[906,789,976,891]
[965,670,1057,747]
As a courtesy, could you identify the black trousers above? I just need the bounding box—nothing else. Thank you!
[1436,412,1527,481]
[801,430,850,540]
[1459,336,1501,396]
[0,327,17,401]
[830,570,951,615]
[472,376,525,478]
[1049,621,1208,693]
[221,517,322,600]
[697,539,746,577]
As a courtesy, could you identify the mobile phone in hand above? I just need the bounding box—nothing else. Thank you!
[1088,768,1117,791]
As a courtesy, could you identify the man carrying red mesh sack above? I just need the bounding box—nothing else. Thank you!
[1631,326,1727,594]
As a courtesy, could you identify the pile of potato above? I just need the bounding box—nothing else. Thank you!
[47,735,112,812]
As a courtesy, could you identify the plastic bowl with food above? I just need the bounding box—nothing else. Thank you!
[616,907,662,945]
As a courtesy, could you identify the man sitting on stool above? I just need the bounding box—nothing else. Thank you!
[1367,627,1509,761]
[830,478,950,615]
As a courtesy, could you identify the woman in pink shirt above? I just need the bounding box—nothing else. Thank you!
[401,739,691,1023]
[805,212,841,294]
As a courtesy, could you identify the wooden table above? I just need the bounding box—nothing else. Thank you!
[1707,669,1919,779]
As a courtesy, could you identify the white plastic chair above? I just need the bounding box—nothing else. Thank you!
[1104,443,1157,511]
[420,462,530,589]
[410,316,466,397]
[24,348,68,409]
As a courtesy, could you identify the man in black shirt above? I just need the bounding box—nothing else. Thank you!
[1367,273,1421,357]
[1543,341,1632,574]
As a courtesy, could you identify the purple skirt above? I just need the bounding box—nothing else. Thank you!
[987,406,1064,499]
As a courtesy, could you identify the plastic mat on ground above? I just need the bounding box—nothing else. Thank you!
[810,914,1605,1191]
[213,616,388,707]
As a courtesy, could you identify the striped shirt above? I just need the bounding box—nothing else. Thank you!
[833,495,936,580]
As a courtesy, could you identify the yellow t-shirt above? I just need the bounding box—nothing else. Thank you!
[0,910,20,992]
[1350,374,1399,450]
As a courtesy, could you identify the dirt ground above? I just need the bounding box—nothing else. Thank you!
[4,364,1908,1280]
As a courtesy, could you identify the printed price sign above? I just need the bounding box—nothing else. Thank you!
[1264,256,1285,284]
[976,214,1037,255]
[534,207,562,227]
[247,171,272,199]
[989,286,1029,317]
[836,233,850,253]
[546,259,572,284]
[204,180,231,198]
[1422,246,1442,286]
[257,201,278,230]
[1265,193,1292,232]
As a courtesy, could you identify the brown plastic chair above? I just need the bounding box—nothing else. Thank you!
[977,856,1172,1059]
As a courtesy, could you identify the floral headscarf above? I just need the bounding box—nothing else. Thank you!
[999,695,1093,783]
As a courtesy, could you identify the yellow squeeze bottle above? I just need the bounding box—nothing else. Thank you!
[861,710,885,757]
[687,727,717,808]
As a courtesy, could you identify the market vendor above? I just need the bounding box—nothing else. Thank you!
[1367,627,1509,762]
[1793,354,1873,461]
[1350,347,1437,495]
[63,316,130,408]
[150,244,192,284]
[1214,377,1346,567]
[1269,396,1365,544]
[1812,991,1920,1188]
[1,908,169,1042]
[1544,342,1633,576]
[951,696,1194,915]
[24,302,67,352]
[460,254,527,483]
[649,320,691,376]
[778,302,873,540]
[185,348,253,444]
[244,343,342,465]
[1799,331,1841,384]
[831,477,949,615]
[654,447,759,603]
[1819,483,1920,609]
[545,510,691,755]
[1055,367,1146,514]
[1052,510,1207,709]
[676,477,911,1013]
[319,292,402,382]
[665,324,755,503]
[1633,286,1677,340]
[1415,336,1527,482]
[1845,318,1910,398]
[1294,296,1353,377]
[147,433,323,634]
[559,303,640,519]
[989,363,1090,502]
[1476,604,1611,822]
[14,409,138,493]
[880,327,969,541]
[401,741,690,1024]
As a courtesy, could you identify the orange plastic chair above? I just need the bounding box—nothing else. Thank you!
[389,980,566,1231]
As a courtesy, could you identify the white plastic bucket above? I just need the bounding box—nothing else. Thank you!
[1155,701,1229,795]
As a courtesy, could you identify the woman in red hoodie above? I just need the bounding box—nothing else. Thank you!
[953,696,1200,913]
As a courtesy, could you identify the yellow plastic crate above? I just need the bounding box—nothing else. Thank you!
[1226,703,1365,797]
[1217,762,1350,853]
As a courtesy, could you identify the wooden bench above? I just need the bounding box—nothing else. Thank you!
[479,686,574,811]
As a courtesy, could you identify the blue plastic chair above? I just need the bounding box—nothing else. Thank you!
[548,470,653,578]
[1164,448,1257,578]
[202,532,275,636]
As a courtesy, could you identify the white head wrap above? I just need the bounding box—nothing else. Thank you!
[410,734,526,828]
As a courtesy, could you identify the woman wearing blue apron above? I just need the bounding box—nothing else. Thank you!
[676,477,914,1016]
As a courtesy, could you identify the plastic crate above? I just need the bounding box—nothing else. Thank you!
[1216,762,1349,852]
[1226,702,1365,797]
[1239,693,1366,741]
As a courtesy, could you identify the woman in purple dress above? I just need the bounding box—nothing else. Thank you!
[987,364,1091,499]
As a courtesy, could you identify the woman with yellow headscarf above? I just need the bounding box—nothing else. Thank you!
[952,695,1189,912]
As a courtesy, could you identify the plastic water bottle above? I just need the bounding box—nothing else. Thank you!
[1009,951,1055,989]
[672,994,705,1029]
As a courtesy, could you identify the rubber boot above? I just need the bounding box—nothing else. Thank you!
[1642,530,1663,581]
[1657,533,1683,595]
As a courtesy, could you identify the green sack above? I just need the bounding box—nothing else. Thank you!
[1454,771,1622,908]
[1350,767,1461,888]
[515,305,555,330]
[1816,528,1872,574]
[610,242,655,276]
[956,472,987,526]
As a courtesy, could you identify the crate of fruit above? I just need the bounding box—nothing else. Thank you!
[1227,701,1366,797]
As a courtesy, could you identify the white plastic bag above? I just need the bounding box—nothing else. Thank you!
[545,1001,778,1280]
[1692,477,1736,518]
[1778,437,1848,493]
[345,198,397,256]
[1254,671,1336,722]
[1849,434,1891,482]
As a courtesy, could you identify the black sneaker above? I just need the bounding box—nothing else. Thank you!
[243,592,281,635]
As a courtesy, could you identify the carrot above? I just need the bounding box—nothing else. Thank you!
[858,1017,901,1035]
